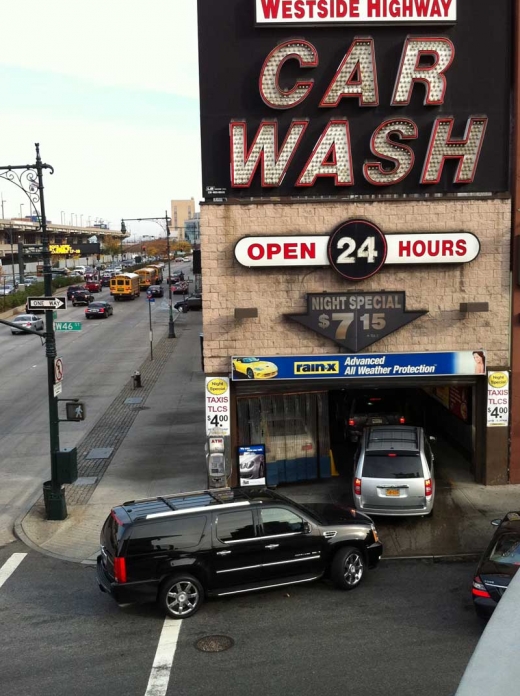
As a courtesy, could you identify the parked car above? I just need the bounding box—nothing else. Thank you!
[175,257,184,263]
[174,293,202,312]
[0,283,16,295]
[85,279,102,293]
[172,281,189,294]
[353,426,435,517]
[182,256,191,262]
[74,266,87,275]
[67,285,86,301]
[10,314,44,334]
[472,512,520,619]
[148,285,164,298]
[22,276,39,286]
[345,391,408,443]
[97,487,382,619]
[72,290,94,306]
[85,301,113,319]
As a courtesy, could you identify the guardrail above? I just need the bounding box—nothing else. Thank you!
[455,571,520,695]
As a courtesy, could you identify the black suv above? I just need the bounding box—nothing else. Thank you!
[72,289,94,306]
[97,487,382,619]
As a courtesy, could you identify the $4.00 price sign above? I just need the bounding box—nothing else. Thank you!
[205,377,230,437]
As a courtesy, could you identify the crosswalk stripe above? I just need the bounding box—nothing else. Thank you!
[144,618,182,696]
[0,553,27,590]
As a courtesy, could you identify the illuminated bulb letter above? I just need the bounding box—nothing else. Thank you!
[363,119,418,186]
[297,120,354,187]
[230,120,308,187]
[421,117,488,185]
[321,38,379,108]
[392,38,455,106]
[259,40,318,110]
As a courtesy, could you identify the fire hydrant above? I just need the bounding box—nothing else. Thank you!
[132,371,142,389]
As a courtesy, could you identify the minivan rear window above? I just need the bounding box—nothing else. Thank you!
[362,455,423,479]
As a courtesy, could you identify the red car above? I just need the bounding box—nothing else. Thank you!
[85,279,102,293]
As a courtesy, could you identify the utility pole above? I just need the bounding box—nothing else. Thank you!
[121,214,176,338]
[1,194,6,219]
[0,144,67,519]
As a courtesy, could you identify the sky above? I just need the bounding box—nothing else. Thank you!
[0,0,200,238]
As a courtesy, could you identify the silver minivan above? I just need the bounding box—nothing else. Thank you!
[353,426,435,517]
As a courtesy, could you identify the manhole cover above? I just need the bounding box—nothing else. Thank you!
[195,635,234,653]
[74,477,98,486]
[125,397,143,405]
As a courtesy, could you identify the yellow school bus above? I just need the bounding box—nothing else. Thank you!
[110,273,140,300]
[135,267,158,289]
[148,263,165,283]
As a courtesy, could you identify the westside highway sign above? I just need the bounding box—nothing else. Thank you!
[54,322,82,331]
[27,296,67,311]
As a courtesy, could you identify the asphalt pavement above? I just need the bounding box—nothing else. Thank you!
[0,541,483,696]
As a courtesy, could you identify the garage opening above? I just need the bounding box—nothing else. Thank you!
[235,378,482,487]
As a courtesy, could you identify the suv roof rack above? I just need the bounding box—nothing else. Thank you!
[367,426,419,452]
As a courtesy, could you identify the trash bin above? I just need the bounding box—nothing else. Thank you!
[43,480,67,520]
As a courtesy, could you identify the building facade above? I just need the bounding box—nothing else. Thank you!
[170,198,196,240]
[197,0,513,488]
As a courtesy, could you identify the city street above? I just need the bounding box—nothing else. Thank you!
[0,263,192,545]
[0,541,482,696]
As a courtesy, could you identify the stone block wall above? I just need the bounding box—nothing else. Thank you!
[201,199,511,374]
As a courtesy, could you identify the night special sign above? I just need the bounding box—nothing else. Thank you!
[198,0,511,199]
[287,291,426,350]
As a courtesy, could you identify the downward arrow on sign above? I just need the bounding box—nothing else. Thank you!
[287,292,427,353]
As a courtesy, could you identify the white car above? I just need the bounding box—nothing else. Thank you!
[0,283,16,295]
[74,266,87,275]
[11,314,44,334]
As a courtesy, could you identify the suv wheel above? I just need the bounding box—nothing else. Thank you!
[159,574,204,619]
[331,546,365,591]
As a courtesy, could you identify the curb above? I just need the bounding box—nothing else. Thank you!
[381,552,481,563]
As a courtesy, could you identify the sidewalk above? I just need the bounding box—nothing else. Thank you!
[16,310,208,563]
[15,308,520,563]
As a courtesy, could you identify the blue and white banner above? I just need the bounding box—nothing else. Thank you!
[231,351,486,381]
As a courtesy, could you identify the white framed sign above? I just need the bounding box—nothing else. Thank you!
[235,230,480,269]
[205,377,230,436]
[487,372,509,427]
[255,0,457,24]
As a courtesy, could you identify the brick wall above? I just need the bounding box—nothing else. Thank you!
[201,199,511,374]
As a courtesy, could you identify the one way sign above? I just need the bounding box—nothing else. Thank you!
[27,296,67,311]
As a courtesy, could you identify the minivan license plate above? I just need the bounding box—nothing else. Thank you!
[386,489,400,496]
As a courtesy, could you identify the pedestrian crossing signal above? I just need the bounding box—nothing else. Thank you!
[66,402,86,421]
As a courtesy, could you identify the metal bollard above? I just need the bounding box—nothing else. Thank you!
[132,370,142,388]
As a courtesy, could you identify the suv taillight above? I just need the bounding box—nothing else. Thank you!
[114,557,127,583]
[349,419,355,427]
[425,479,432,496]
[472,576,491,598]
[399,416,406,424]
[354,478,362,495]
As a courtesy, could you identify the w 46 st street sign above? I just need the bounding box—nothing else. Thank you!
[27,296,67,311]
[54,322,82,331]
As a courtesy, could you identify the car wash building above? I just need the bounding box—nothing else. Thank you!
[197,0,513,488]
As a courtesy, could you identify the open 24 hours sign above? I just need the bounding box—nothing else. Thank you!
[234,221,480,281]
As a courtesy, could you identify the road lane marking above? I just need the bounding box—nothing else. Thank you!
[0,553,27,589]
[144,618,182,696]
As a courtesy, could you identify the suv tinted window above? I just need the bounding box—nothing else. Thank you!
[362,455,423,479]
[260,508,304,535]
[216,511,255,542]
[127,516,207,555]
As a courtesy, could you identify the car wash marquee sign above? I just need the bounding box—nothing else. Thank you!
[198,0,511,198]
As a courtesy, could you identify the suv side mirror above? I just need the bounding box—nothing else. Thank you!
[491,519,502,527]
[303,522,311,534]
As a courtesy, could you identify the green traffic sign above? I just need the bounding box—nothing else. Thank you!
[54,321,82,332]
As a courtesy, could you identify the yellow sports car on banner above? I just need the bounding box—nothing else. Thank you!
[232,357,278,379]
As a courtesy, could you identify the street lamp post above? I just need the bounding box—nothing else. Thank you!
[19,203,24,219]
[0,144,66,519]
[120,213,175,338]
